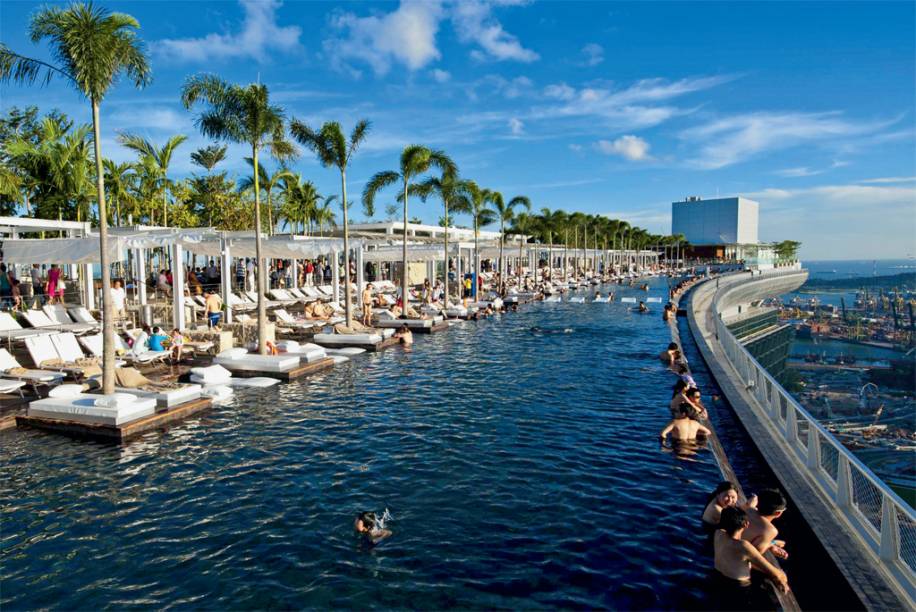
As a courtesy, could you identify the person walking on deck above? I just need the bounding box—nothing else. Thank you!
[205,290,223,329]
[46,263,64,305]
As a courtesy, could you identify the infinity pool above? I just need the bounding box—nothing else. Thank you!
[3,280,738,609]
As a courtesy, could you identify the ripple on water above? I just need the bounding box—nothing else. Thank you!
[1,280,729,609]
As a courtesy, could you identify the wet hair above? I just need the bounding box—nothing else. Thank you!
[676,363,689,375]
[719,506,748,536]
[668,342,678,351]
[357,511,376,529]
[672,379,688,397]
[676,402,692,418]
[706,481,738,508]
[757,489,787,515]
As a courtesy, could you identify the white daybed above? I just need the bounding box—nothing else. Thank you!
[213,348,300,373]
[28,391,156,426]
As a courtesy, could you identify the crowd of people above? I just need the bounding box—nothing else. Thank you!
[660,273,791,607]
[0,262,70,310]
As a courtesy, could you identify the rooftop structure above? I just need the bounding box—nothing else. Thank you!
[672,196,759,245]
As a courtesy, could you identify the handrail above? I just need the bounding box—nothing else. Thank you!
[709,270,915,604]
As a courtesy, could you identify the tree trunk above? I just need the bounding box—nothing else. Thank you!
[162,182,168,227]
[267,189,273,236]
[498,220,505,294]
[92,100,116,395]
[443,199,449,305]
[401,179,409,318]
[252,146,268,354]
[341,169,352,327]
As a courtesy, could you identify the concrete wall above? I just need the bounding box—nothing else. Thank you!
[671,196,759,244]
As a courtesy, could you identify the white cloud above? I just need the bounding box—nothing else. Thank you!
[681,111,898,169]
[743,181,916,259]
[568,143,583,153]
[596,135,651,161]
[580,43,604,67]
[430,68,451,83]
[544,83,575,100]
[858,176,916,184]
[156,0,301,63]
[508,117,524,135]
[774,166,825,178]
[452,0,539,63]
[325,0,444,76]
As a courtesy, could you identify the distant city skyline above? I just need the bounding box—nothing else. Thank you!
[1,1,913,259]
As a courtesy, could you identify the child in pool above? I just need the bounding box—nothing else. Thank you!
[355,511,392,545]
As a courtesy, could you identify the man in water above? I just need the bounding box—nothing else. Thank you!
[354,511,392,545]
[659,342,679,366]
[742,489,789,560]
[660,403,711,442]
[714,507,789,600]
[638,301,649,313]
[394,323,413,345]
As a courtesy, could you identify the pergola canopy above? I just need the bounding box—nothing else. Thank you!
[0,237,126,264]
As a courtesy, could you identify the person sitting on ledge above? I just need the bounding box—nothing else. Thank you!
[659,342,679,366]
[148,326,169,352]
[702,481,758,530]
[713,507,789,598]
[742,489,789,560]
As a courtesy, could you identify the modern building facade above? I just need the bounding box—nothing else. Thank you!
[672,196,759,245]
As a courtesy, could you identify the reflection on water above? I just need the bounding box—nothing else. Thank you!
[2,280,731,609]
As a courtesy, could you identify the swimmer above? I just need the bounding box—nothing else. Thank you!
[638,301,649,313]
[354,511,392,545]
[702,481,758,529]
[660,403,711,442]
[742,489,789,560]
[659,342,679,367]
[393,323,413,345]
[714,507,789,594]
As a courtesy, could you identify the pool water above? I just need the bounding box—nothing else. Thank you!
[0,280,830,609]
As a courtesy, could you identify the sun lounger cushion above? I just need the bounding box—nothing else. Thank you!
[213,353,299,372]
[28,394,156,426]
[49,384,85,398]
[218,348,249,360]
[324,347,366,357]
[228,377,279,388]
[94,392,139,408]
[115,384,202,408]
[191,365,233,384]
[313,333,381,346]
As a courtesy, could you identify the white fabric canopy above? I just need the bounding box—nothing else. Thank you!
[0,237,126,264]
[183,237,348,259]
[363,245,454,263]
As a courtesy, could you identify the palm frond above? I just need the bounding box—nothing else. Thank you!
[361,170,399,217]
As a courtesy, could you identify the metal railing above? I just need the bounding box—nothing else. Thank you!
[708,271,916,605]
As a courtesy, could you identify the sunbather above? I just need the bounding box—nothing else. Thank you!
[169,328,185,363]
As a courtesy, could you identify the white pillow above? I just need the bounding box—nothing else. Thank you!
[191,364,232,383]
[218,347,248,360]
[48,384,85,399]
[93,392,137,408]
[200,385,233,400]
[276,340,299,352]
[299,342,323,352]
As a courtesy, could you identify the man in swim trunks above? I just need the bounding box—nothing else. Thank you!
[742,489,789,560]
[714,507,788,598]
[361,284,374,326]
[205,290,223,329]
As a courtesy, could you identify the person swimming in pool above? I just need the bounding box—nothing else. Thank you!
[354,511,392,545]
[638,301,649,313]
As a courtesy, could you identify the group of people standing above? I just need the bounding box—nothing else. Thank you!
[0,262,67,309]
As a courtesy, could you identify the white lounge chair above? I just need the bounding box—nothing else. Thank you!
[245,290,284,308]
[0,311,54,341]
[79,333,164,366]
[285,287,315,303]
[273,309,318,331]
[120,330,170,365]
[268,289,299,306]
[227,293,256,311]
[0,378,26,398]
[0,348,65,386]
[21,309,96,335]
[67,307,100,325]
[24,334,98,380]
[28,391,156,426]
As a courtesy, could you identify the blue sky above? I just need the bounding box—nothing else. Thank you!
[2,0,914,259]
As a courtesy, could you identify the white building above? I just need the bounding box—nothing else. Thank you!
[671,196,759,245]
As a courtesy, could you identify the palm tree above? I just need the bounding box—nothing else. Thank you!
[313,199,337,236]
[414,168,464,304]
[117,133,187,226]
[1,3,151,395]
[459,181,497,293]
[290,119,370,328]
[102,159,136,226]
[182,75,295,355]
[509,211,535,287]
[239,159,293,236]
[362,145,456,316]
[190,144,227,172]
[486,191,530,292]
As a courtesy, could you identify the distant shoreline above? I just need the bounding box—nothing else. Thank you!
[802,272,915,291]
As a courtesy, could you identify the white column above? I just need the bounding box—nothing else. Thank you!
[220,241,233,324]
[356,247,364,306]
[134,248,148,324]
[456,247,463,289]
[426,260,435,285]
[172,242,186,330]
[82,263,95,310]
[331,250,340,303]
[290,259,298,289]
